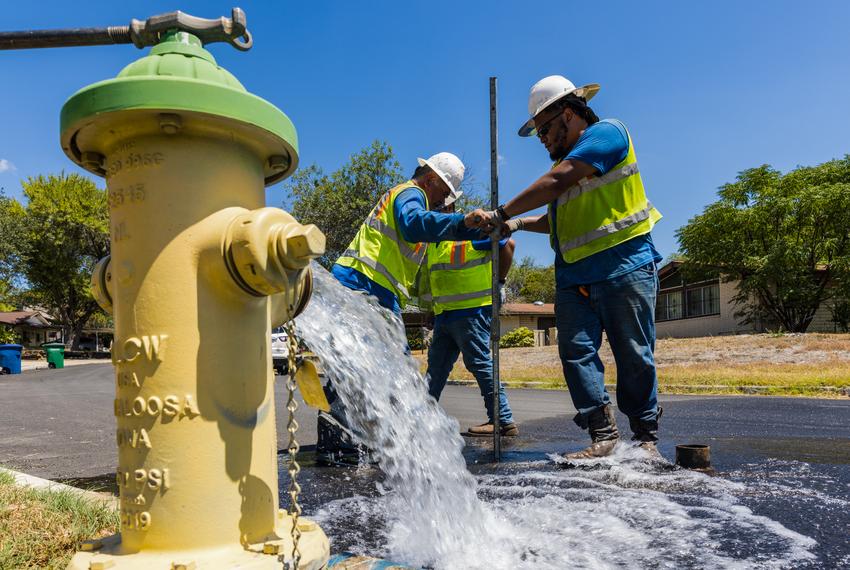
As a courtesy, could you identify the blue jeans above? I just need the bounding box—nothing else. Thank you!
[427,311,514,424]
[555,263,659,422]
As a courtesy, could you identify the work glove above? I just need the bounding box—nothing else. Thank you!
[503,218,524,236]
[499,281,507,304]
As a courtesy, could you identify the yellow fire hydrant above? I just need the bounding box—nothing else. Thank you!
[61,29,329,569]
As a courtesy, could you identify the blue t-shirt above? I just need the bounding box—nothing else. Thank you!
[333,185,483,311]
[434,237,507,326]
[551,119,662,287]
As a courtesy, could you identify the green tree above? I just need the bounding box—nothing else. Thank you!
[0,192,24,305]
[285,140,404,268]
[285,141,488,268]
[452,168,488,213]
[3,174,110,349]
[505,256,555,303]
[0,326,18,344]
[676,157,850,332]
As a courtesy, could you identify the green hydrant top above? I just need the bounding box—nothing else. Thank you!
[60,30,298,185]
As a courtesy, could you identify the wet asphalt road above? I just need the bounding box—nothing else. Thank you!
[1,363,848,567]
[0,362,847,479]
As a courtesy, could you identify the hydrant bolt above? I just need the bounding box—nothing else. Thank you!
[81,151,105,172]
[268,154,290,173]
[158,113,182,135]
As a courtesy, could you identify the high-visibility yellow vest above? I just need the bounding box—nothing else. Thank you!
[425,241,491,315]
[336,181,428,306]
[549,128,662,263]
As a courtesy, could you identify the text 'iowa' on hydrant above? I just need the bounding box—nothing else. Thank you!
[58,12,329,570]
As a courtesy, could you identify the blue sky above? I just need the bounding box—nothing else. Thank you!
[2,1,849,264]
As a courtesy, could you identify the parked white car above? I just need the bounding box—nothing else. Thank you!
[271,330,290,375]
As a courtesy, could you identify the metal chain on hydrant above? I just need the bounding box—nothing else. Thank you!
[283,321,302,569]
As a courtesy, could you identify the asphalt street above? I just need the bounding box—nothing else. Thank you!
[0,362,848,479]
[2,363,849,566]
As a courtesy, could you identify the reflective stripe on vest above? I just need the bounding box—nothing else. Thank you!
[558,202,657,255]
[341,249,410,299]
[429,255,489,272]
[554,162,640,208]
[432,288,492,305]
[364,215,427,264]
[336,181,428,305]
[427,241,492,315]
[550,127,661,263]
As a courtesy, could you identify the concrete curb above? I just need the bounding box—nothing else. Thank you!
[0,467,118,510]
[20,359,110,372]
[446,379,850,396]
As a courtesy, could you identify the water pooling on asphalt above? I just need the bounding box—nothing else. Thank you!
[295,265,821,569]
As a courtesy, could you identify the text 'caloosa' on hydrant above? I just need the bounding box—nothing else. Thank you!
[59,11,329,570]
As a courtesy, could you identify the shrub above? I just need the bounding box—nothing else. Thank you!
[406,329,426,350]
[500,326,535,348]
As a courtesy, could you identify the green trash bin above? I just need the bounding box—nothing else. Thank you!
[43,342,65,369]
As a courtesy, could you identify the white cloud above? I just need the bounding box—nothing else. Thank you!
[0,159,15,173]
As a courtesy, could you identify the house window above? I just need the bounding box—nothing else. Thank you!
[686,283,720,317]
[656,290,683,322]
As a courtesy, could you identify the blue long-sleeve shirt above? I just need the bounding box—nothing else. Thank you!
[394,188,480,243]
[332,185,482,312]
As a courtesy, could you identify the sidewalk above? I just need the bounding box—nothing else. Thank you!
[20,358,110,372]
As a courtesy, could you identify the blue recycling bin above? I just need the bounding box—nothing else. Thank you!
[0,344,23,374]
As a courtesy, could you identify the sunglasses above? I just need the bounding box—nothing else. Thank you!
[535,113,560,138]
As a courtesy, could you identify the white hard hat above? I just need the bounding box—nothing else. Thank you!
[444,189,463,207]
[518,75,600,137]
[417,152,465,195]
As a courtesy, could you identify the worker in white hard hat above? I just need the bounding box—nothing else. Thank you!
[334,152,482,314]
[318,152,484,465]
[419,199,518,438]
[470,75,664,460]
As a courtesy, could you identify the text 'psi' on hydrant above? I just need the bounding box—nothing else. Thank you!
[54,9,329,570]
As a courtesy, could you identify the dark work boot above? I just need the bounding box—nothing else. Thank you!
[564,404,620,459]
[315,411,368,466]
[629,407,662,458]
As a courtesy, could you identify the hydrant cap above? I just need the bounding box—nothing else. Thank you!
[60,30,298,186]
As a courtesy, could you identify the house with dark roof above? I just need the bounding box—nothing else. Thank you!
[0,310,62,347]
[655,260,839,337]
[402,302,557,346]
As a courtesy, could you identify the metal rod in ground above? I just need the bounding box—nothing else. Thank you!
[489,76,501,462]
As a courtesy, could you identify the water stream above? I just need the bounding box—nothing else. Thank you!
[295,265,822,569]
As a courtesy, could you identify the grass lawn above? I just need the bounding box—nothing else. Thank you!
[0,470,117,569]
[414,333,850,398]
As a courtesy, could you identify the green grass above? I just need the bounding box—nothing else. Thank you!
[0,470,118,569]
[413,334,850,398]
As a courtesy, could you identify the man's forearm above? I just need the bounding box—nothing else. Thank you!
[518,214,550,234]
[503,158,597,219]
[498,238,515,281]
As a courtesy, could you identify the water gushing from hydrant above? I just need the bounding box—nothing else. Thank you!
[297,265,822,569]
[296,265,503,566]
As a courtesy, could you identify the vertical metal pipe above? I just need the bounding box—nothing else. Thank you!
[489,77,501,462]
